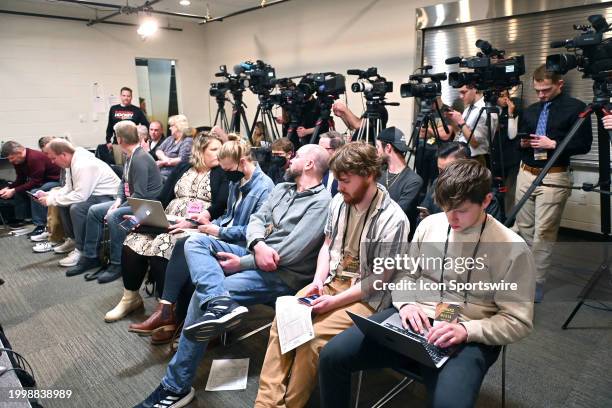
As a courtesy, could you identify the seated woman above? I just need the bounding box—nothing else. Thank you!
[104,133,228,323]
[156,115,194,179]
[126,140,275,344]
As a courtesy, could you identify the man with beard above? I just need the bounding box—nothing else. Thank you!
[255,142,410,407]
[133,144,332,408]
[375,127,423,236]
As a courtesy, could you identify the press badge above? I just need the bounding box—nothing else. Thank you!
[187,201,203,215]
[123,182,131,198]
[434,302,462,327]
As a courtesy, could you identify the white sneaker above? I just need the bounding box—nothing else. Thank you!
[31,231,50,242]
[59,249,81,267]
[33,241,58,253]
[54,238,75,254]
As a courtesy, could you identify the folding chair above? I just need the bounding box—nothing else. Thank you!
[354,345,507,408]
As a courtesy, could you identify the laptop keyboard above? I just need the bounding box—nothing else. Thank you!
[383,323,451,364]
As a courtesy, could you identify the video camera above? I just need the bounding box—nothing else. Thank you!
[233,60,277,95]
[348,67,393,100]
[546,14,612,79]
[211,65,247,97]
[400,66,447,100]
[445,40,525,91]
[298,72,346,98]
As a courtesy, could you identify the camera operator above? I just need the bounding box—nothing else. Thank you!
[516,64,592,302]
[445,85,498,166]
[332,100,388,144]
[491,90,521,214]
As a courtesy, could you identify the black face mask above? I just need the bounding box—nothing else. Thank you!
[226,170,245,183]
[270,156,287,167]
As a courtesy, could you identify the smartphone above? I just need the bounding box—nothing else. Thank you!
[517,132,531,140]
[416,206,428,211]
[298,294,320,306]
[187,218,202,226]
[119,217,139,232]
[26,191,38,198]
[209,244,220,259]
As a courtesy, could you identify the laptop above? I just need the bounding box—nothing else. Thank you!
[127,198,180,229]
[347,311,454,369]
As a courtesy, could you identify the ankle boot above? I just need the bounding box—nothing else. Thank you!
[129,302,176,335]
[152,320,182,346]
[104,289,143,323]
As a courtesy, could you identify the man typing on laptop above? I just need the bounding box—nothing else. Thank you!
[319,159,535,408]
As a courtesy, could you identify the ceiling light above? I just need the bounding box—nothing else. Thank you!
[137,18,159,39]
[179,0,191,6]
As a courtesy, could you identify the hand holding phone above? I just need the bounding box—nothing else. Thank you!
[298,294,320,306]
[119,217,139,232]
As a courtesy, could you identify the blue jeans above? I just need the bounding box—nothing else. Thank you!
[83,202,132,265]
[30,181,60,227]
[161,234,294,394]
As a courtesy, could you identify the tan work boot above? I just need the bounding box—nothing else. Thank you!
[104,289,143,323]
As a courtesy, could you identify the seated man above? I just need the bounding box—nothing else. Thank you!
[375,127,423,234]
[133,144,332,408]
[65,121,163,283]
[0,141,61,234]
[35,139,121,268]
[319,159,535,408]
[255,142,410,407]
[318,130,346,196]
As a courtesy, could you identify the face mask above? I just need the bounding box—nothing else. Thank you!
[270,156,287,167]
[226,170,245,183]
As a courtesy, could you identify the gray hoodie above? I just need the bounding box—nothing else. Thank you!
[241,182,332,290]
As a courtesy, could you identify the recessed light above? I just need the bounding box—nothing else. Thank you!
[179,0,191,6]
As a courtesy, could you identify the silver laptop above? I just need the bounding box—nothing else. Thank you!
[127,198,179,229]
[348,311,455,369]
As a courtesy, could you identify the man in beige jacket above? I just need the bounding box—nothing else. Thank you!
[318,159,535,408]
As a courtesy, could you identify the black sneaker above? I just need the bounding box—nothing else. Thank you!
[133,383,195,408]
[183,296,248,342]
[8,221,27,230]
[97,264,122,284]
[27,226,45,237]
[65,257,101,277]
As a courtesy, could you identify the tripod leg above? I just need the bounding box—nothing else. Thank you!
[240,107,252,143]
[249,105,262,144]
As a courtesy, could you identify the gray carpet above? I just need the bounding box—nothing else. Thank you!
[1,231,611,408]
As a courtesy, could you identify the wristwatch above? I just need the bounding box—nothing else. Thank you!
[249,238,264,252]
[458,122,466,130]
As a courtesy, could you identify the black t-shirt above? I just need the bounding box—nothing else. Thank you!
[287,96,329,148]
[106,104,150,143]
[518,93,591,168]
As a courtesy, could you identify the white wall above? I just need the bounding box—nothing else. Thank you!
[0,8,210,149]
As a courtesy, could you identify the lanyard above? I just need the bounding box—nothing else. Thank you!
[440,216,487,304]
[340,190,379,257]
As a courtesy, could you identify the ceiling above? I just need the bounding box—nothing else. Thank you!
[1,0,287,25]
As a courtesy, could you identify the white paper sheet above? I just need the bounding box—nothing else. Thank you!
[205,358,249,391]
[276,296,315,354]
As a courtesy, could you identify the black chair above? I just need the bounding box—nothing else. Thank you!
[354,345,507,408]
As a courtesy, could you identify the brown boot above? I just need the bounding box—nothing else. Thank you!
[128,302,175,335]
[152,321,183,346]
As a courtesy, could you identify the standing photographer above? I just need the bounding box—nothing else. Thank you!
[445,85,498,166]
[515,64,592,302]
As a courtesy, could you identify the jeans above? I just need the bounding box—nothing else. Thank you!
[318,308,501,408]
[69,195,115,251]
[161,233,294,394]
[30,181,60,227]
[83,202,132,265]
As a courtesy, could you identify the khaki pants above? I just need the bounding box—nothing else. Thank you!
[255,278,374,408]
[515,166,570,284]
[47,205,64,242]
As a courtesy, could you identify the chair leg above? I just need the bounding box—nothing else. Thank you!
[371,377,414,408]
[221,321,273,347]
[502,345,507,408]
[354,371,363,408]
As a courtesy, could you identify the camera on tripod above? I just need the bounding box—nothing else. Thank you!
[400,66,447,99]
[348,67,393,99]
[299,72,346,98]
[546,14,612,79]
[234,60,277,94]
[211,65,247,96]
[446,40,525,91]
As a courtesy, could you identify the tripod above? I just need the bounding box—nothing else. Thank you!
[503,78,611,328]
[309,94,338,145]
[406,98,450,181]
[212,95,230,132]
[228,90,251,143]
[250,93,280,144]
[355,99,399,144]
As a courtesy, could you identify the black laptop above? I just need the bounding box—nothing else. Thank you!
[347,311,455,369]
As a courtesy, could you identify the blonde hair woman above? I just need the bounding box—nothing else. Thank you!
[156,114,194,178]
